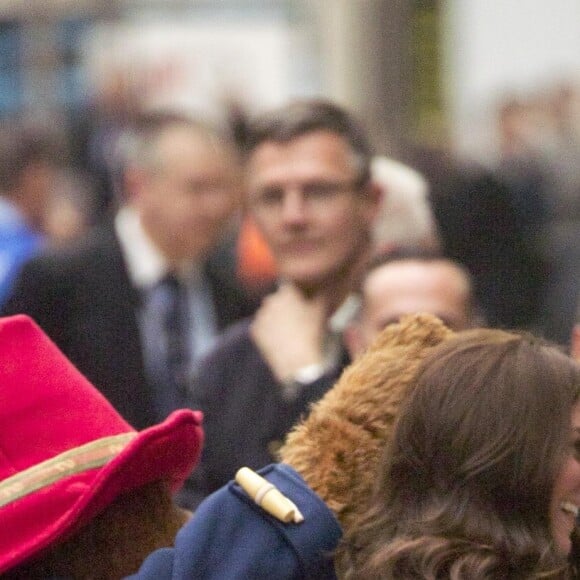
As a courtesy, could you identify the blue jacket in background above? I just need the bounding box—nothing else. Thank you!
[0,200,43,308]
[128,464,341,579]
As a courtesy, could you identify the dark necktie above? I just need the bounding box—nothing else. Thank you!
[162,273,191,412]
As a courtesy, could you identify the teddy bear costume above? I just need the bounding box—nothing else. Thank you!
[0,313,452,578]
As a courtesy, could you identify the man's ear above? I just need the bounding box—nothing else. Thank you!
[369,178,384,209]
[361,179,384,230]
[571,324,580,361]
[122,166,148,204]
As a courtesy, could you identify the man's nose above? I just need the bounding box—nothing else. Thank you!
[280,188,308,224]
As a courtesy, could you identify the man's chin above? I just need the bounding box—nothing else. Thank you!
[281,259,354,293]
[282,272,327,296]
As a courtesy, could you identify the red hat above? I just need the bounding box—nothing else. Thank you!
[0,315,204,574]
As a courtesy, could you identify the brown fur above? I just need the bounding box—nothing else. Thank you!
[5,480,189,579]
[279,313,455,531]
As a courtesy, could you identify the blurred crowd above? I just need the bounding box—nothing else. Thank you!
[494,82,580,345]
[1,66,579,506]
[1,33,580,575]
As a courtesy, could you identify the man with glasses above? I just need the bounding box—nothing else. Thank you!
[189,99,381,502]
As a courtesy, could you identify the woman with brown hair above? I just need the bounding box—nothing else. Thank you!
[342,328,580,579]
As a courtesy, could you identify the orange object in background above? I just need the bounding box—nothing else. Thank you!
[236,216,277,296]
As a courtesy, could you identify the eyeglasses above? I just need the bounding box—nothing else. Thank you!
[249,179,362,214]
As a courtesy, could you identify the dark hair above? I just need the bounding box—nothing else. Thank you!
[365,247,452,276]
[244,99,373,185]
[343,329,580,578]
[365,246,474,294]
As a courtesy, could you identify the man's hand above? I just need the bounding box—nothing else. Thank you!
[250,283,328,383]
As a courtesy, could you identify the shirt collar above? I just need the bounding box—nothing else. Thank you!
[115,206,167,288]
[329,294,360,334]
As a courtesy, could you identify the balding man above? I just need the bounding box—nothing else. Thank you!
[344,250,480,357]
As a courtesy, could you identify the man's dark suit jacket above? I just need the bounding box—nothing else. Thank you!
[2,221,258,429]
[189,319,350,504]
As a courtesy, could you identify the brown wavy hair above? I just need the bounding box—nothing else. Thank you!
[341,328,580,579]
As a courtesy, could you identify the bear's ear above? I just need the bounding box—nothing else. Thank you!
[279,313,454,531]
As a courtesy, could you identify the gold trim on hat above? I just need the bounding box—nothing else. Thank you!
[0,432,138,508]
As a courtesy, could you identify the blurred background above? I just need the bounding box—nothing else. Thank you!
[1,0,578,161]
[0,0,579,343]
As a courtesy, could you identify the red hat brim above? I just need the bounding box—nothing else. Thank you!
[0,408,203,574]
